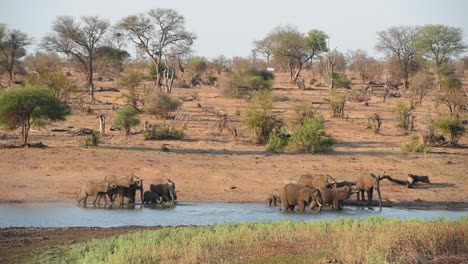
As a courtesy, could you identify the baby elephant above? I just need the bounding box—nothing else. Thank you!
[280,183,323,212]
[319,186,357,210]
[267,194,281,206]
[143,191,159,204]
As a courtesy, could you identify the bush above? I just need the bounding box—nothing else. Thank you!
[289,116,333,153]
[401,134,429,153]
[145,91,182,119]
[392,102,414,130]
[144,125,184,140]
[348,88,369,103]
[112,107,140,135]
[242,91,283,144]
[266,129,289,153]
[225,68,274,99]
[81,130,100,147]
[367,113,382,134]
[434,116,465,147]
[333,73,352,89]
[291,104,321,129]
[325,93,346,118]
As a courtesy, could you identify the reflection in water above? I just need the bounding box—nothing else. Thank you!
[0,202,466,228]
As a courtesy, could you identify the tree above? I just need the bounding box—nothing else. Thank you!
[254,36,275,67]
[376,26,418,89]
[347,49,383,84]
[409,71,434,106]
[94,46,130,80]
[186,57,208,86]
[0,24,31,86]
[289,116,333,153]
[0,86,70,145]
[113,107,140,135]
[434,116,465,147]
[435,76,467,117]
[118,67,144,111]
[145,90,182,119]
[41,16,110,100]
[117,8,196,92]
[305,29,329,65]
[415,25,466,89]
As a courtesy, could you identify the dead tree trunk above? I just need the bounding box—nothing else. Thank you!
[98,115,106,135]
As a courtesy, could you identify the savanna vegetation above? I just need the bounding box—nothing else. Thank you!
[34,217,468,264]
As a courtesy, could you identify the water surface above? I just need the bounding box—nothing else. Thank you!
[0,202,466,228]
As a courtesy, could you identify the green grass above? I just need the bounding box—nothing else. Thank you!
[34,217,468,264]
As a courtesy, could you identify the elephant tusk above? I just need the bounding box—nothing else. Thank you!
[317,201,322,207]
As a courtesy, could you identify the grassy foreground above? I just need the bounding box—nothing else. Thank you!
[35,217,467,264]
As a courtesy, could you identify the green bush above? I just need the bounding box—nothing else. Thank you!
[401,134,429,153]
[266,130,289,153]
[291,104,321,129]
[145,91,182,119]
[289,116,333,153]
[81,130,100,147]
[242,91,283,144]
[392,102,414,130]
[333,73,352,89]
[112,107,140,135]
[225,68,274,98]
[434,116,465,147]
[144,125,184,140]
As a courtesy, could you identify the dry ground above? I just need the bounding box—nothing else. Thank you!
[0,72,467,207]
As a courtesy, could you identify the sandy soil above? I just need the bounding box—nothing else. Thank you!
[0,73,467,208]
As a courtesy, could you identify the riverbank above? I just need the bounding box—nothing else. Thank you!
[3,218,467,264]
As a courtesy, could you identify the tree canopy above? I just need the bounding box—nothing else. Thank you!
[0,86,70,145]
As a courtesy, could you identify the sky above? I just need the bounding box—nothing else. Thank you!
[1,0,467,59]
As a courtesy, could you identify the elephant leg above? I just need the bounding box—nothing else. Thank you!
[366,188,374,206]
[360,190,365,201]
[298,201,305,212]
[376,182,382,211]
[93,195,99,205]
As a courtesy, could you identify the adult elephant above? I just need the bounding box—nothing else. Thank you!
[355,173,382,211]
[317,186,357,210]
[77,181,117,205]
[280,183,323,212]
[297,174,336,189]
[149,179,176,204]
[105,174,144,205]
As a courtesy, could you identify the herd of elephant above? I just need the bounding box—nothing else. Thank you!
[269,173,383,212]
[77,174,177,206]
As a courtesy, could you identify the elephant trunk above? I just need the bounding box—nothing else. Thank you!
[376,178,382,211]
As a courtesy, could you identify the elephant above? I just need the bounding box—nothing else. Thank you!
[335,180,356,188]
[280,183,323,212]
[105,174,144,205]
[297,174,336,189]
[267,194,281,206]
[355,173,382,211]
[143,191,159,204]
[77,181,117,205]
[149,179,176,204]
[316,186,358,210]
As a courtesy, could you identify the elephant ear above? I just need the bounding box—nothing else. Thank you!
[96,182,109,193]
[116,176,131,187]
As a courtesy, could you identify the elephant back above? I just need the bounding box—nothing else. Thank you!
[297,174,336,189]
[104,174,131,188]
[95,182,110,193]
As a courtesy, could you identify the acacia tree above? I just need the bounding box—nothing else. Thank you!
[0,86,70,145]
[41,16,110,100]
[376,26,418,89]
[254,36,274,67]
[0,24,31,86]
[116,8,196,92]
[415,25,466,89]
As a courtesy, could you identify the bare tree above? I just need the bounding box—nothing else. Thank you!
[409,71,434,106]
[116,8,196,92]
[0,24,32,86]
[347,49,383,84]
[376,26,418,89]
[254,36,274,67]
[41,16,110,100]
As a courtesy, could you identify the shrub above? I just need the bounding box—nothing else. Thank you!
[291,104,321,129]
[242,91,283,144]
[289,116,333,153]
[348,88,369,103]
[266,129,289,153]
[112,107,140,135]
[367,113,382,134]
[145,91,182,119]
[392,102,414,130]
[144,125,184,140]
[325,93,346,118]
[434,116,465,147]
[81,130,100,147]
[333,73,352,89]
[225,68,273,99]
[401,134,429,153]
